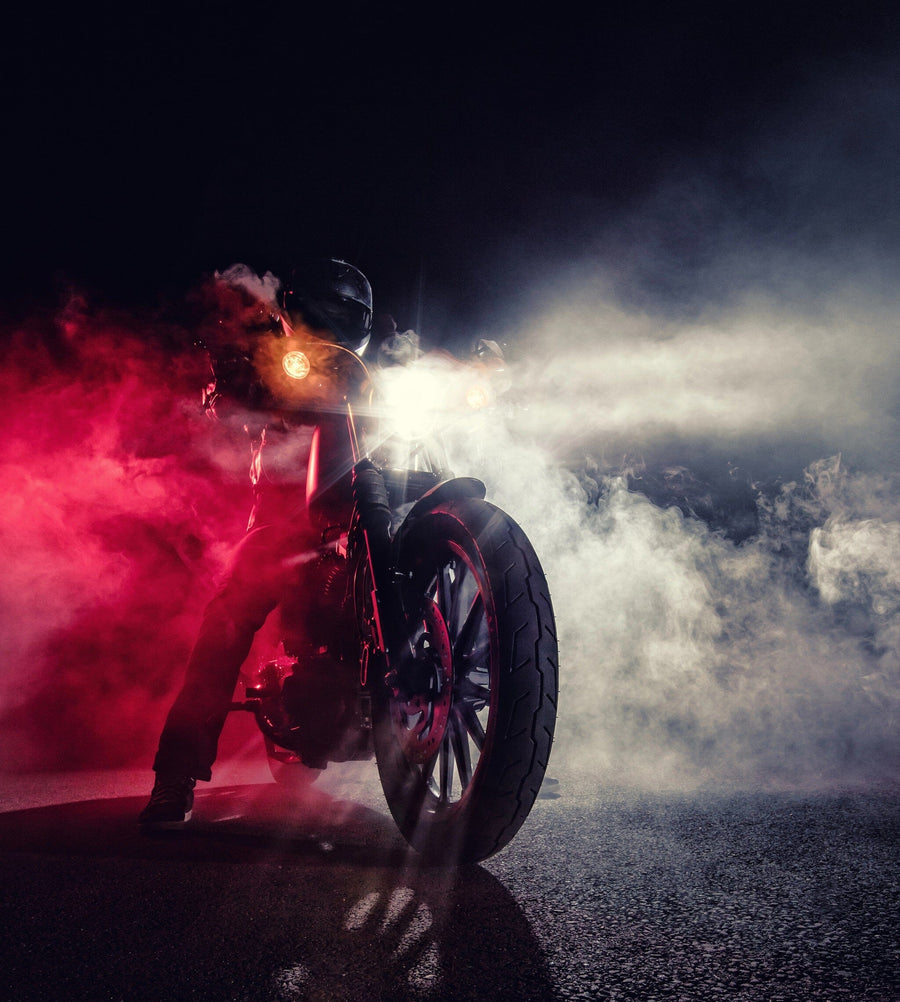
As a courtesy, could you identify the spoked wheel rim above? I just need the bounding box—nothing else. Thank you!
[390,540,496,812]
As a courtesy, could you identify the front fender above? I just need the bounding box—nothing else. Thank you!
[391,476,486,558]
[402,476,486,521]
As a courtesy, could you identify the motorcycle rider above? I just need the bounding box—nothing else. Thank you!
[139,258,386,826]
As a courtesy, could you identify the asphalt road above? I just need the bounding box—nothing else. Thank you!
[0,757,896,1002]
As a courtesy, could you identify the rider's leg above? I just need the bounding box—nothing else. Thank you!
[140,523,314,823]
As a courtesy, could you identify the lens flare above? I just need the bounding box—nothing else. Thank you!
[282,350,310,380]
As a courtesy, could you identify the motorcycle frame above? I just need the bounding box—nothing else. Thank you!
[230,394,487,764]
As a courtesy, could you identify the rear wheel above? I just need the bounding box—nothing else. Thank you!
[373,497,558,864]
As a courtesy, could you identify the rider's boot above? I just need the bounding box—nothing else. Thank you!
[138,774,196,827]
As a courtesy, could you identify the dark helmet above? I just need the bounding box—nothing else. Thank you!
[282,258,373,352]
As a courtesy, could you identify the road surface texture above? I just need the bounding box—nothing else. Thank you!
[0,756,896,1001]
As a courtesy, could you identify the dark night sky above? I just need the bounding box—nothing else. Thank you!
[3,1,899,335]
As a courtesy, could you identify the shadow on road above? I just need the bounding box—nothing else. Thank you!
[0,782,557,1001]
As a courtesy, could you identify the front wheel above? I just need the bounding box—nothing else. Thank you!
[373,498,558,864]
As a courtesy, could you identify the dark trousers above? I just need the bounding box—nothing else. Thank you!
[153,521,316,781]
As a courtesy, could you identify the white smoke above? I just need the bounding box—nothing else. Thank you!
[417,52,900,790]
[811,518,900,612]
[440,287,900,791]
[214,263,282,306]
[504,289,900,472]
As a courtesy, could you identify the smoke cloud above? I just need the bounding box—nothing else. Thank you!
[447,358,900,790]
[2,279,898,789]
[439,56,900,789]
[0,294,251,770]
[504,291,900,474]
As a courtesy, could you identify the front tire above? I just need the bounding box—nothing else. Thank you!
[374,498,558,864]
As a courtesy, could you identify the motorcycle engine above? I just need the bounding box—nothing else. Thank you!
[250,548,369,767]
[280,655,360,766]
[280,548,349,657]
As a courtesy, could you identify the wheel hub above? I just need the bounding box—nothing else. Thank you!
[391,597,453,763]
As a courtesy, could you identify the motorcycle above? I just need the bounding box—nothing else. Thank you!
[226,330,559,865]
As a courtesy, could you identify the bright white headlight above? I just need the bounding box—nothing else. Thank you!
[376,365,449,438]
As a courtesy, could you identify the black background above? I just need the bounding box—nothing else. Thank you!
[3,1,899,336]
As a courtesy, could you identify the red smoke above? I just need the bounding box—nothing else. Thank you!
[0,290,251,770]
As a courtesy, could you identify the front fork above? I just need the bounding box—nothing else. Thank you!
[351,458,400,665]
[346,402,487,704]
[347,400,403,662]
